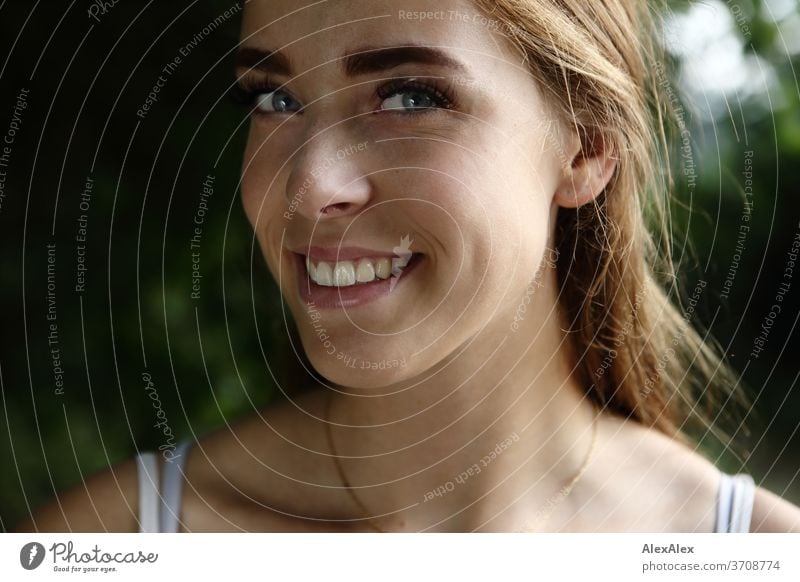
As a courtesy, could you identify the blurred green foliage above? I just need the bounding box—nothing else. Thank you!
[0,0,797,531]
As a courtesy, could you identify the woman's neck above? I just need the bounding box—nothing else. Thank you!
[323,278,601,532]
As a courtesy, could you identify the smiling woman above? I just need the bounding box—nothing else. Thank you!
[19,0,800,534]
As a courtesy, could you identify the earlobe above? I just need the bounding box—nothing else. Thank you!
[553,133,617,210]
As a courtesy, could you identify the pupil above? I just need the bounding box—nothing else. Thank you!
[404,92,430,110]
[275,94,290,111]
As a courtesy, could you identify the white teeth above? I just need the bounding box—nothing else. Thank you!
[375,258,391,279]
[305,255,415,287]
[333,261,356,286]
[356,258,376,283]
[314,261,333,286]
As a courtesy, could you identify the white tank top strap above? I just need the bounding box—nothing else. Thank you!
[159,440,193,533]
[715,472,756,533]
[135,451,160,533]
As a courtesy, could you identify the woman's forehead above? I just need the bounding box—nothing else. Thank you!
[239,0,517,64]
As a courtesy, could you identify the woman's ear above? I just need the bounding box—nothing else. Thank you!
[553,130,617,209]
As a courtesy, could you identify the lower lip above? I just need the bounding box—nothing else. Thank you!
[292,252,424,309]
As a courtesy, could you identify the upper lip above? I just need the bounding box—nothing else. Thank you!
[288,245,417,262]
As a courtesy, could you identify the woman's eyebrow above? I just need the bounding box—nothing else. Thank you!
[344,45,469,76]
[234,44,470,77]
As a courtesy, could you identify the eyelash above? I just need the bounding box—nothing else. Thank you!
[231,76,458,116]
[376,78,457,114]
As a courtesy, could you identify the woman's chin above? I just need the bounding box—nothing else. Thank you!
[306,351,417,389]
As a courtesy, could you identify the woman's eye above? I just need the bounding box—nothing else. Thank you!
[255,89,302,113]
[378,82,452,114]
[380,90,437,113]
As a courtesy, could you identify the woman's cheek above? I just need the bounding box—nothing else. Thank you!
[241,159,288,233]
[240,139,270,223]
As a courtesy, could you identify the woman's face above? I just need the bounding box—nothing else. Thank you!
[239,0,570,388]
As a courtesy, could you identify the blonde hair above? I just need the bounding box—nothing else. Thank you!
[472,0,745,447]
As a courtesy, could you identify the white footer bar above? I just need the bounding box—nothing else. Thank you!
[3,533,798,581]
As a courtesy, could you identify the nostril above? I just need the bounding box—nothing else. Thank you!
[320,202,351,216]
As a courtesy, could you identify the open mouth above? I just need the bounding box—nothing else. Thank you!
[291,251,424,309]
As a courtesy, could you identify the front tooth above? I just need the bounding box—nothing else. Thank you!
[333,261,356,286]
[314,262,333,286]
[356,259,376,283]
[306,256,316,279]
[375,257,391,279]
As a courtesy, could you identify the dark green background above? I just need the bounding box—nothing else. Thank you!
[0,0,798,531]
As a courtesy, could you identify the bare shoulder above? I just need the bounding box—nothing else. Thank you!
[15,391,329,533]
[15,456,142,533]
[594,416,800,533]
[749,486,800,532]
[178,389,347,532]
[584,413,724,532]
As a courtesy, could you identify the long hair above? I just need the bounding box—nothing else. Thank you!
[471,0,746,448]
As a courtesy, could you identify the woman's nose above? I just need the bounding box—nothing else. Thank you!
[285,126,372,221]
